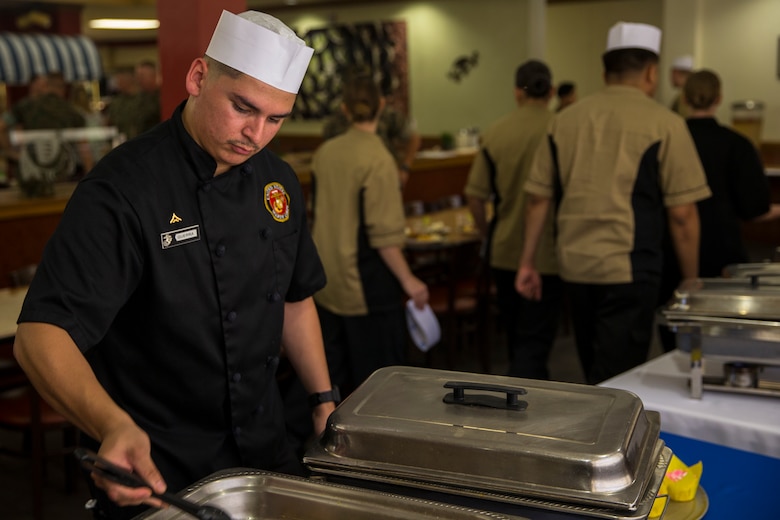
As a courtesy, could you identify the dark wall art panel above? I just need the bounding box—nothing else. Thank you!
[294,20,408,120]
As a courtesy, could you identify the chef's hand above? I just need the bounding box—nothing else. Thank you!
[403,275,429,310]
[515,265,542,301]
[93,421,167,508]
[311,401,336,436]
[676,277,703,295]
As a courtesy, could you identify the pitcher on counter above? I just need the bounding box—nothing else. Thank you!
[516,22,711,384]
[13,10,336,519]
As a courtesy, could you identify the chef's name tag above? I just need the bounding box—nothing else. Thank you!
[161,225,200,249]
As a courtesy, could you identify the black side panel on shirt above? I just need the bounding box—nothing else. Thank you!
[549,136,563,238]
[356,186,403,312]
[630,141,664,283]
[483,147,498,266]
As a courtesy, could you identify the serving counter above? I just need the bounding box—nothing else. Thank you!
[287,148,476,207]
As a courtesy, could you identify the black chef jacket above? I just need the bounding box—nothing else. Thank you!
[18,101,326,492]
[687,117,770,277]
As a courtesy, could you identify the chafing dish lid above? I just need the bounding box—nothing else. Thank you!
[304,366,661,511]
[663,277,780,321]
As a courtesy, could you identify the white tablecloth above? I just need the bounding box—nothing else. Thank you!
[600,350,780,459]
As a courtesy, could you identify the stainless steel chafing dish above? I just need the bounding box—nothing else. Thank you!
[661,265,780,398]
[304,366,671,520]
[133,468,517,519]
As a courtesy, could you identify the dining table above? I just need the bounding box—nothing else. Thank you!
[403,207,492,371]
[404,206,481,250]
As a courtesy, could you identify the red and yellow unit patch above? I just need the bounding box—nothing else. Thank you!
[264,182,290,222]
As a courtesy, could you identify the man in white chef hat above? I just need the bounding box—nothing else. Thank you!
[14,10,337,519]
[516,22,710,384]
[670,53,694,115]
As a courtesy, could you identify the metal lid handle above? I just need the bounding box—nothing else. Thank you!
[443,381,528,411]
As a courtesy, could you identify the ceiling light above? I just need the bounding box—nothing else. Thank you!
[88,19,160,30]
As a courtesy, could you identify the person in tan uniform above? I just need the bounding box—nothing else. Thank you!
[516,22,711,384]
[465,59,561,379]
[669,54,693,116]
[311,74,428,396]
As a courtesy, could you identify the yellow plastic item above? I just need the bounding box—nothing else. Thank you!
[651,454,703,515]
[664,454,703,502]
[649,493,668,518]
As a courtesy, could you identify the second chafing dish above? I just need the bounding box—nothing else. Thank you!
[661,266,780,398]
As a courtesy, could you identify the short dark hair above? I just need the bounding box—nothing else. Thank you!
[515,60,552,99]
[684,69,720,110]
[204,55,242,79]
[557,82,575,98]
[602,48,659,76]
[342,74,382,123]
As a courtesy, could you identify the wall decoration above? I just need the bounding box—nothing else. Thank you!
[293,20,408,120]
[447,51,479,83]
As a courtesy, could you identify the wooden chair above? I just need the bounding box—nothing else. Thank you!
[0,345,79,520]
[424,241,493,372]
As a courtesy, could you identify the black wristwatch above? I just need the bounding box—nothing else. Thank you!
[308,386,341,408]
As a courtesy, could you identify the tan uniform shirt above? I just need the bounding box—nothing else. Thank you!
[525,85,711,284]
[311,127,406,316]
[465,104,557,274]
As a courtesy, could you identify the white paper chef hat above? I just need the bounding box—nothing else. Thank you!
[606,22,662,54]
[205,10,314,94]
[405,300,441,353]
[672,54,694,71]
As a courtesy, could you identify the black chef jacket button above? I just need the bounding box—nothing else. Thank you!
[202,184,212,193]
[241,164,253,175]
[232,372,241,383]
[254,405,264,415]
[226,310,237,322]
[267,291,281,302]
[233,426,241,437]
[261,228,272,239]
[215,244,226,257]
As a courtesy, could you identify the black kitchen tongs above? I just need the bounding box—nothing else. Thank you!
[75,448,232,520]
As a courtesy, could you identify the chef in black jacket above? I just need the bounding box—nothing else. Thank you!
[13,10,336,519]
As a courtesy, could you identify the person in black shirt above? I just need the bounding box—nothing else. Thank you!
[658,69,780,350]
[13,10,336,519]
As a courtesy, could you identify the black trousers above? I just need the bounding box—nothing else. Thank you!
[493,269,563,380]
[316,305,406,397]
[567,281,659,384]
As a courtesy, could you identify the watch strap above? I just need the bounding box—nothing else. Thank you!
[308,386,341,408]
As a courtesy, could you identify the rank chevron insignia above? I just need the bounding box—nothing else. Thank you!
[169,213,182,224]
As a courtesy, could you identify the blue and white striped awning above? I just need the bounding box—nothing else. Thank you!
[0,33,102,85]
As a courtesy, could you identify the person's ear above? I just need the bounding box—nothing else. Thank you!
[646,63,659,88]
[185,58,208,96]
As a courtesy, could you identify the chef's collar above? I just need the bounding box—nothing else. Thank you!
[170,100,218,181]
